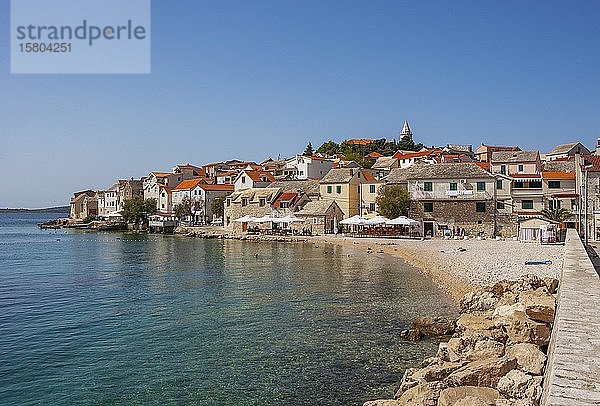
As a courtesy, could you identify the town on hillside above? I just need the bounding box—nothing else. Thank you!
[69,121,600,241]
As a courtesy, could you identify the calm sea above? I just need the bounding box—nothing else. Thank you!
[0,212,456,405]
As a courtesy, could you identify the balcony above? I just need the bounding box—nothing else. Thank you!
[446,190,473,197]
[412,189,492,200]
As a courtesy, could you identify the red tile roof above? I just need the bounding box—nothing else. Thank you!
[347,139,376,146]
[245,170,276,183]
[361,171,379,183]
[200,184,234,191]
[584,156,600,172]
[365,152,384,159]
[152,172,173,178]
[393,148,443,159]
[172,178,205,191]
[474,162,491,172]
[271,192,301,208]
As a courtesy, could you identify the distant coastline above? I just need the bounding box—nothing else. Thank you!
[0,206,70,214]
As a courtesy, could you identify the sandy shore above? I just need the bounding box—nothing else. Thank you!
[310,235,564,302]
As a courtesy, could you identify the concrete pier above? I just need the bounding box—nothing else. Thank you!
[541,229,600,405]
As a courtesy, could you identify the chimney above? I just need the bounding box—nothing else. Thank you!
[349,169,354,176]
[596,138,600,149]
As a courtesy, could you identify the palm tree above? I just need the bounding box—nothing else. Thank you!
[541,208,572,223]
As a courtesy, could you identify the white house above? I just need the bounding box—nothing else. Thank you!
[233,170,276,191]
[285,155,334,180]
[172,178,234,224]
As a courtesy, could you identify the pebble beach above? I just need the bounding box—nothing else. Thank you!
[314,236,564,301]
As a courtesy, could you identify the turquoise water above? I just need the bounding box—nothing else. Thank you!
[0,213,456,405]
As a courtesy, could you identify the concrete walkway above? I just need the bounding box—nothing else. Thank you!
[541,230,600,405]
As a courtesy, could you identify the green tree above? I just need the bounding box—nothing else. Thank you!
[144,198,157,215]
[541,208,572,223]
[398,137,424,152]
[376,185,411,219]
[175,197,194,223]
[211,197,225,220]
[316,140,340,155]
[122,196,156,225]
[303,142,314,156]
[343,151,372,168]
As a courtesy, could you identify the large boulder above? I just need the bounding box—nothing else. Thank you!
[447,329,507,362]
[438,386,503,406]
[516,275,547,293]
[492,302,526,319]
[497,370,543,403]
[461,291,498,313]
[456,314,496,332]
[496,311,551,346]
[396,368,420,395]
[395,381,445,406]
[506,343,546,375]
[438,342,461,363]
[415,316,456,336]
[470,340,506,361]
[519,289,556,324]
[445,356,518,388]
[491,275,546,298]
[454,397,495,406]
[363,400,401,406]
[543,277,559,294]
[399,329,423,341]
[410,361,465,382]
[401,316,456,341]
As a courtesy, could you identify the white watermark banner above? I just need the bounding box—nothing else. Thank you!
[11,0,151,74]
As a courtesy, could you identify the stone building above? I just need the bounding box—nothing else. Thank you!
[224,187,281,233]
[118,179,144,210]
[69,190,98,220]
[576,154,600,241]
[388,162,502,237]
[295,200,344,235]
[268,179,321,201]
[545,142,590,161]
[475,144,520,163]
[319,168,379,218]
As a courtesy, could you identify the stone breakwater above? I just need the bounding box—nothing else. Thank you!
[364,274,558,406]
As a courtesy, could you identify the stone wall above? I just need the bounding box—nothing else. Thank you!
[224,202,271,233]
[409,199,496,237]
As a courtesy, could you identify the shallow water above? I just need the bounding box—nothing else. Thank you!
[0,213,457,405]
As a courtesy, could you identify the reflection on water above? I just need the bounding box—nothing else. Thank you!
[0,213,457,405]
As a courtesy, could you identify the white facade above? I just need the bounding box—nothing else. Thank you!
[233,170,274,191]
[285,155,333,180]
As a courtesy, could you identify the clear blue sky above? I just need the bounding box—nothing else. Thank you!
[1,1,600,208]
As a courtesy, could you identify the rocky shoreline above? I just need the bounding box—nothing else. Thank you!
[365,274,558,406]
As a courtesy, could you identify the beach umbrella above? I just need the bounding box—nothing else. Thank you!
[253,215,274,223]
[340,215,364,225]
[387,216,420,226]
[271,217,287,224]
[363,215,390,225]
